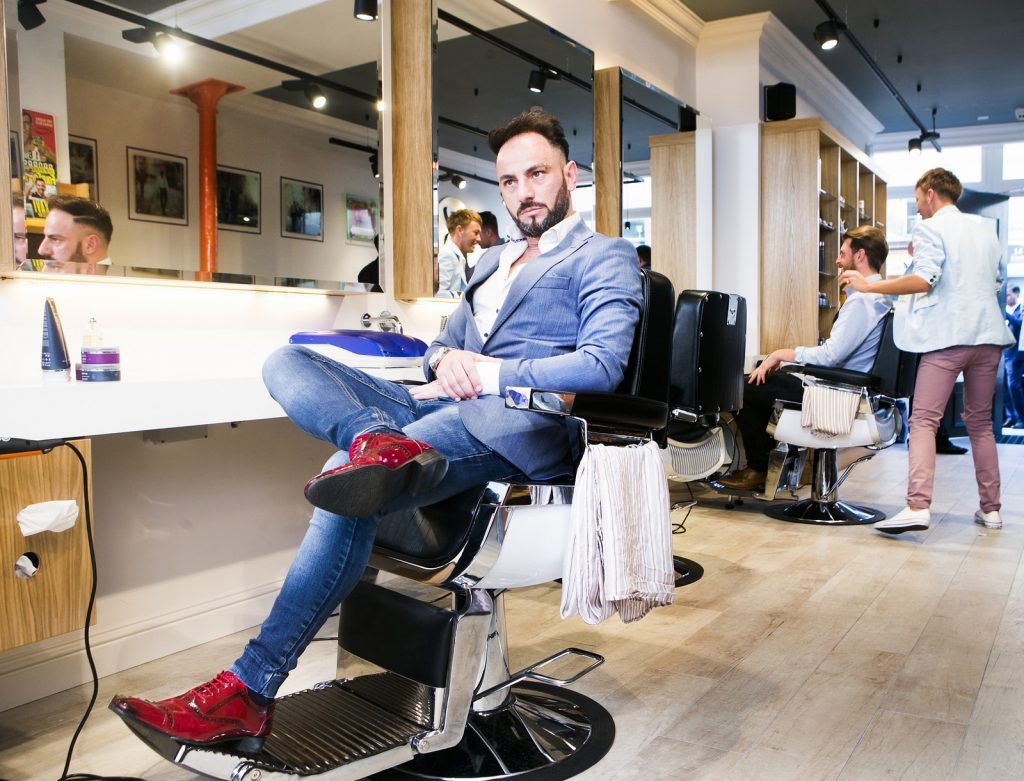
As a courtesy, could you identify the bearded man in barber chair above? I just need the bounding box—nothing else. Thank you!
[109,109,643,751]
[720,225,891,492]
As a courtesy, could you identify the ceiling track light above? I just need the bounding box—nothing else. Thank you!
[907,136,923,156]
[813,20,844,51]
[122,26,183,61]
[353,0,377,21]
[528,69,547,94]
[451,174,466,190]
[18,0,47,31]
[282,79,328,110]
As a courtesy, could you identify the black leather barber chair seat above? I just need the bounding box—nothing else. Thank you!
[125,270,679,781]
[763,311,917,525]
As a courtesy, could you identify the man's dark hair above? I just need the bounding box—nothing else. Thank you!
[1012,285,1021,294]
[842,225,887,273]
[916,167,963,204]
[478,210,499,234]
[488,109,570,161]
[48,195,114,244]
[635,244,651,268]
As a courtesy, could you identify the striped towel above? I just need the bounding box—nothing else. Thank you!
[560,441,674,625]
[800,384,861,437]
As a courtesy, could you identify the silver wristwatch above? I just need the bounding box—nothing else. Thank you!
[428,347,452,373]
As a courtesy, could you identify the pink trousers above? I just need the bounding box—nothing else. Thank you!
[907,344,1003,512]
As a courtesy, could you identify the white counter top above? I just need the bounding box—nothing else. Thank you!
[0,367,424,441]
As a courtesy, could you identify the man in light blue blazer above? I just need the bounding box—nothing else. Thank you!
[109,109,643,747]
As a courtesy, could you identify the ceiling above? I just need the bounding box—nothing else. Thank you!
[683,0,1024,133]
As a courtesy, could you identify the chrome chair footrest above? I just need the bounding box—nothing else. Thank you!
[474,647,605,702]
[121,676,433,780]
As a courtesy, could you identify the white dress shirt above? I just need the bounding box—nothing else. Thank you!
[436,237,468,297]
[471,212,582,394]
[794,274,891,372]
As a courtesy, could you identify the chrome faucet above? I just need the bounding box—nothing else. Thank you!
[362,310,403,334]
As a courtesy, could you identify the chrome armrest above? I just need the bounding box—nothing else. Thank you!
[504,386,668,434]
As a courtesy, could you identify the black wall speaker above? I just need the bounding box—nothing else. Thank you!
[764,82,796,122]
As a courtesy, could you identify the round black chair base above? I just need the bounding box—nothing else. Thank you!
[765,499,884,525]
[673,555,704,588]
[371,682,614,781]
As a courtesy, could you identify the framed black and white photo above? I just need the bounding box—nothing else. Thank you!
[127,146,188,225]
[217,165,261,234]
[69,135,99,201]
[280,177,323,241]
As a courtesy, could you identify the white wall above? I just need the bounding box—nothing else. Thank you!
[66,79,380,283]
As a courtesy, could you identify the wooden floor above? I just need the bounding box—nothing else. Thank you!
[2,440,1023,780]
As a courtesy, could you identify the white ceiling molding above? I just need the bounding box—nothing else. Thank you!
[759,13,882,149]
[609,0,705,48]
[697,12,770,50]
[871,122,1024,153]
[150,0,331,40]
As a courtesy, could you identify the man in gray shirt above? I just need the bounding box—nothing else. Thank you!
[721,225,892,491]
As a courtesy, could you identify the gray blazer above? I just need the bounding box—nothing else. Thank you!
[423,220,643,480]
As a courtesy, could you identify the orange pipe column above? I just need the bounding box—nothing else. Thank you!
[171,79,244,282]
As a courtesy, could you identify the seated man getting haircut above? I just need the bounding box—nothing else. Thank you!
[720,225,891,491]
[109,108,643,750]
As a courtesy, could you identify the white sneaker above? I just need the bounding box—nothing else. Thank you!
[874,507,931,534]
[974,509,1003,529]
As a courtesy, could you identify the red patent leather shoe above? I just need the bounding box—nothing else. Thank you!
[304,432,448,517]
[109,671,272,753]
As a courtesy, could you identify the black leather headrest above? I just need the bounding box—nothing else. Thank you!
[616,268,675,403]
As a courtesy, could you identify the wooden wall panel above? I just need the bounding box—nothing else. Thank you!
[760,128,819,353]
[650,133,696,294]
[0,441,93,653]
[390,0,435,300]
[593,67,622,237]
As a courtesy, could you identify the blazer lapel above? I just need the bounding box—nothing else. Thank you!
[483,222,593,348]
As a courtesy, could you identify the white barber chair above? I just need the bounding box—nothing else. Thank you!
[120,270,679,780]
[761,311,916,525]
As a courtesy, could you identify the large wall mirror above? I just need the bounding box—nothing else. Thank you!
[4,0,383,291]
[619,70,694,251]
[431,0,593,299]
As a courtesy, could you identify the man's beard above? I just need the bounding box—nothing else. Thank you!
[512,179,571,238]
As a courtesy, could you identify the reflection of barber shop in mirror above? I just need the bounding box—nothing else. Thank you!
[3,0,383,291]
[432,0,594,299]
[620,71,695,250]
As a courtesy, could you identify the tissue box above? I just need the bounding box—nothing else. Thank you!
[289,330,429,369]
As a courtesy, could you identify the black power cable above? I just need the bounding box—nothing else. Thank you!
[46,442,145,781]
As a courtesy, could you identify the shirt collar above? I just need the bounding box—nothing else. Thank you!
[499,212,581,267]
[443,236,467,261]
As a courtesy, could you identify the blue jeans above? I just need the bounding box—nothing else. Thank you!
[1003,350,1024,424]
[230,346,527,697]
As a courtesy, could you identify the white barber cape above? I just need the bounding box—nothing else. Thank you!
[561,441,675,624]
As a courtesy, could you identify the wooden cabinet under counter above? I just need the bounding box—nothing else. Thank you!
[0,440,94,653]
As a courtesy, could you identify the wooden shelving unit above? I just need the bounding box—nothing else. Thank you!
[760,118,887,354]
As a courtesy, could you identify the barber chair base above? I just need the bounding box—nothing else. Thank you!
[372,682,614,781]
[764,498,883,525]
[674,556,704,588]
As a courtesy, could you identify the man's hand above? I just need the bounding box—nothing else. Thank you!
[839,270,873,293]
[747,353,782,385]
[430,349,502,400]
[409,380,445,400]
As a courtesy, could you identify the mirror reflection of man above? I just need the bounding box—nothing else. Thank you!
[719,225,892,492]
[437,208,480,297]
[38,196,114,276]
[12,197,28,270]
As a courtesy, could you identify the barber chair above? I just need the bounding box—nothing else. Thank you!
[661,291,747,493]
[119,269,679,780]
[761,311,916,524]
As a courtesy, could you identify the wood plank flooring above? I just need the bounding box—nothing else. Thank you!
[1,441,1023,780]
